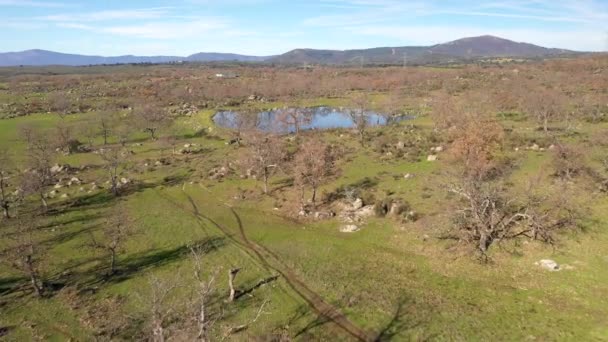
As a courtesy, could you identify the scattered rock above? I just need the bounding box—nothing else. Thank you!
[340,224,360,233]
[427,155,438,162]
[403,173,414,179]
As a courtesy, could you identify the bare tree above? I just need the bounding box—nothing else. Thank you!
[99,147,129,196]
[87,205,136,275]
[294,139,335,210]
[243,131,287,194]
[521,87,566,134]
[228,268,240,303]
[97,109,114,145]
[2,215,46,297]
[0,148,14,219]
[141,275,180,342]
[189,247,219,342]
[348,93,371,146]
[21,129,54,212]
[276,107,313,136]
[231,109,259,146]
[134,102,169,140]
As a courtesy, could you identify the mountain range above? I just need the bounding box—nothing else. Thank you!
[0,35,581,67]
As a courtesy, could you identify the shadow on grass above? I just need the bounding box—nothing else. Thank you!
[375,297,427,342]
[75,236,226,289]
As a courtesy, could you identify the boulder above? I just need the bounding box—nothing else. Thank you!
[50,164,64,174]
[536,259,560,271]
[396,141,405,149]
[355,206,375,219]
[340,224,360,233]
[351,198,364,210]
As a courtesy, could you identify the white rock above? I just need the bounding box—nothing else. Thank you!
[404,173,414,179]
[54,183,63,189]
[340,225,360,233]
[352,198,364,210]
[536,259,560,271]
[60,193,69,199]
[427,155,438,162]
[120,178,130,184]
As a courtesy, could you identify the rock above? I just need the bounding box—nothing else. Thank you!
[340,225,360,233]
[298,210,308,217]
[54,183,63,189]
[120,178,130,185]
[396,141,405,149]
[184,143,192,148]
[403,173,414,179]
[50,164,64,174]
[48,190,59,198]
[60,193,69,199]
[548,144,556,150]
[355,206,375,219]
[427,155,438,162]
[432,146,444,153]
[536,259,560,271]
[79,187,85,192]
[389,202,403,216]
[530,144,540,151]
[314,211,335,220]
[352,198,364,210]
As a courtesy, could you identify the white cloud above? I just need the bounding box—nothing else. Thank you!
[0,0,67,7]
[40,8,172,22]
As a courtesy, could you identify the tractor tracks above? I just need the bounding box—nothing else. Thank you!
[157,188,376,342]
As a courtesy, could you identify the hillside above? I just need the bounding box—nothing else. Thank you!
[0,36,582,67]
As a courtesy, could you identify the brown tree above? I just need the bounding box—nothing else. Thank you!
[348,93,371,146]
[294,139,335,210]
[243,132,287,194]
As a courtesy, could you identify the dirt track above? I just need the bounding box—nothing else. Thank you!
[158,189,376,341]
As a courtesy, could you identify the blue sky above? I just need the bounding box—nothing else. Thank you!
[1,0,607,56]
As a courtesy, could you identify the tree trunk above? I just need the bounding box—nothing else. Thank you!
[2,204,9,219]
[228,268,240,302]
[103,131,108,145]
[311,186,317,209]
[198,300,208,342]
[110,250,116,275]
[263,168,269,194]
[543,116,549,134]
[26,256,42,297]
[40,194,48,212]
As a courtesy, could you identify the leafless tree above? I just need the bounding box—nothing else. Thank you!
[348,93,372,146]
[134,102,169,140]
[521,87,566,134]
[228,268,240,303]
[294,139,335,210]
[20,129,54,212]
[446,179,580,259]
[231,109,259,146]
[141,275,180,342]
[189,247,219,342]
[2,215,46,297]
[96,109,114,145]
[0,148,14,219]
[243,132,287,194]
[99,147,129,196]
[87,205,136,275]
[276,107,313,136]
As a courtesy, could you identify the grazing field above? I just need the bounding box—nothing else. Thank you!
[1,57,608,341]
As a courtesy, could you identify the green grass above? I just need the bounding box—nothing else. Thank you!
[1,101,608,340]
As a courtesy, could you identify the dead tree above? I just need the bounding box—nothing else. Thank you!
[243,132,287,194]
[294,140,335,210]
[87,205,135,275]
[348,94,371,146]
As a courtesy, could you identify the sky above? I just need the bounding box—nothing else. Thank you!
[0,0,607,56]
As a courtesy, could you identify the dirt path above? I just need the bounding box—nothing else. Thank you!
[158,189,376,341]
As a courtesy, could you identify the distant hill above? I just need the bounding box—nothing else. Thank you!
[0,36,582,67]
[270,36,581,65]
[0,49,271,67]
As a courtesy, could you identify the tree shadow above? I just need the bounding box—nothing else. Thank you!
[374,297,425,342]
[235,275,279,300]
[75,236,226,289]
